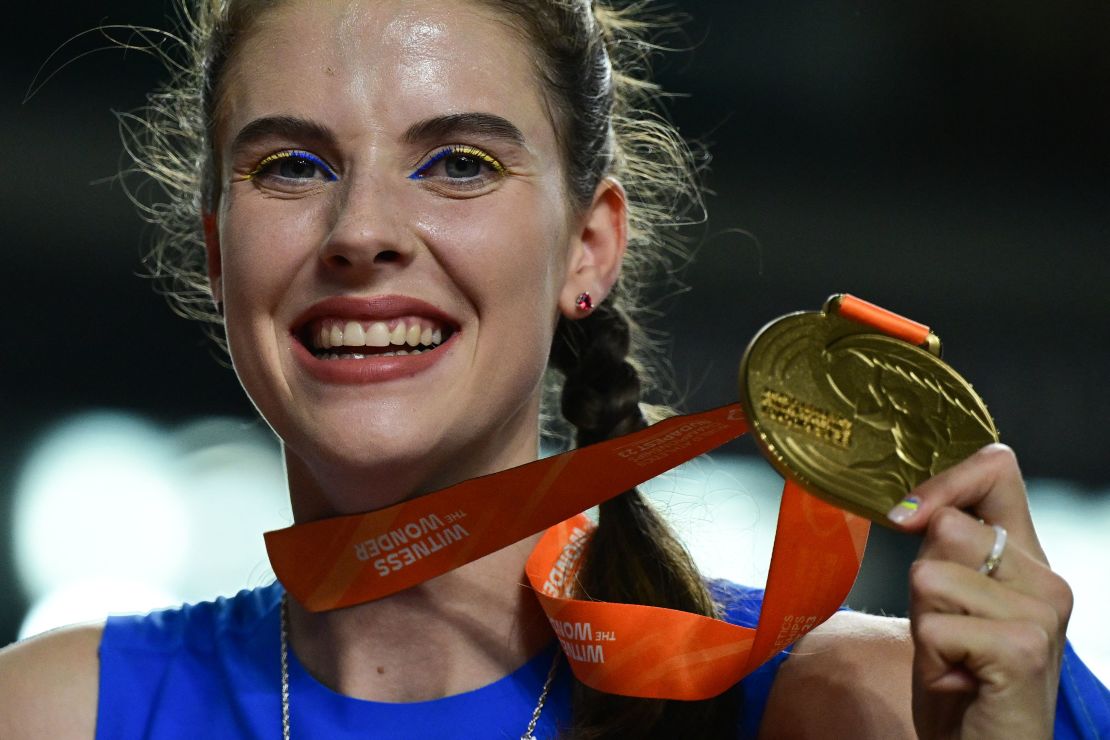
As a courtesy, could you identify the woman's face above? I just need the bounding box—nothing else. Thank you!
[211,0,585,496]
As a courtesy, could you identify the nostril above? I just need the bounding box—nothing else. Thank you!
[374,250,402,264]
[325,254,353,268]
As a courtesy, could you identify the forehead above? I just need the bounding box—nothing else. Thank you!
[221,0,550,146]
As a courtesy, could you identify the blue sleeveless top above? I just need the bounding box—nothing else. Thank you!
[96,580,787,739]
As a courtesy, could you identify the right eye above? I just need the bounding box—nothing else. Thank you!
[240,150,339,190]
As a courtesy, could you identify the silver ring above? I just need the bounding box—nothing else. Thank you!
[978,524,1007,576]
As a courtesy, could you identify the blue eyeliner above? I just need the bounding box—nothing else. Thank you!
[409,148,453,180]
[244,150,339,182]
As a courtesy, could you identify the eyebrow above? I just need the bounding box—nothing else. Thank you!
[228,111,527,156]
[402,112,526,147]
[229,115,336,153]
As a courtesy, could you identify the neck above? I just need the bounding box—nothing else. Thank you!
[286,533,552,702]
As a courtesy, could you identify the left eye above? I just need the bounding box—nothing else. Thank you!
[410,145,506,185]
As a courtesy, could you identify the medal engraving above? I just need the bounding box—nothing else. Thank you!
[739,300,998,524]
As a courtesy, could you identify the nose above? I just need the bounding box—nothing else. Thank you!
[318,175,413,275]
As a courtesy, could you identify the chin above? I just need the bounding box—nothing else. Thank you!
[296,416,441,468]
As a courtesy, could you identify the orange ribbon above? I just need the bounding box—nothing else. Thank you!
[266,405,750,611]
[527,482,868,699]
[265,405,870,699]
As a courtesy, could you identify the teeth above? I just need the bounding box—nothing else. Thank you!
[365,322,390,347]
[389,323,407,345]
[310,318,448,351]
[343,321,365,347]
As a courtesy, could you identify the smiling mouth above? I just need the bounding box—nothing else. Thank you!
[298,317,455,360]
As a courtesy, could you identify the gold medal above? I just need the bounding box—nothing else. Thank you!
[739,295,999,525]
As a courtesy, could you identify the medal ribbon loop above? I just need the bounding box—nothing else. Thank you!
[265,404,870,699]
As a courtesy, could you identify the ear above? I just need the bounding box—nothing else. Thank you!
[559,177,628,317]
[202,211,223,308]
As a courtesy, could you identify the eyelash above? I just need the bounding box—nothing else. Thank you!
[238,150,339,182]
[409,145,507,180]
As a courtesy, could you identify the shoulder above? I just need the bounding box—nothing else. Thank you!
[0,622,103,739]
[0,584,282,740]
[760,610,916,739]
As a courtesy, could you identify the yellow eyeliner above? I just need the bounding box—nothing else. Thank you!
[452,145,506,176]
[409,145,506,179]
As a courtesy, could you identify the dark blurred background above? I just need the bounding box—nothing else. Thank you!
[3,1,1108,656]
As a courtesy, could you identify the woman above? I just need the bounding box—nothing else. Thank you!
[1,0,1104,737]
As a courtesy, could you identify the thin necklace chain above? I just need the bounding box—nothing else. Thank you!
[279,594,559,740]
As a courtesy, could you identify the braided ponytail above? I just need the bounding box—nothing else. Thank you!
[551,308,643,447]
[550,306,739,738]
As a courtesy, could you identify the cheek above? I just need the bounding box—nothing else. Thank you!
[415,192,568,302]
[217,197,329,395]
[219,195,327,304]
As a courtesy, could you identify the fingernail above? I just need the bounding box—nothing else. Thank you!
[886,496,921,524]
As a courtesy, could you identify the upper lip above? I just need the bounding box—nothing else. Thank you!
[290,295,460,335]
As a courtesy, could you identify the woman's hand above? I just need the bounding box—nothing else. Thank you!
[888,443,1073,739]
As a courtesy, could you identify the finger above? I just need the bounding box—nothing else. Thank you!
[886,443,1045,561]
[913,612,1056,736]
[909,559,1064,638]
[912,506,1074,625]
[916,506,1034,583]
[914,612,1053,687]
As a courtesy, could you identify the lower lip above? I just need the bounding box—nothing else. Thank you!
[291,333,457,384]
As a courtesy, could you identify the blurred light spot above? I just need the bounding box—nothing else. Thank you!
[169,417,290,601]
[1028,480,1110,683]
[13,413,188,602]
[19,579,178,640]
[11,411,288,640]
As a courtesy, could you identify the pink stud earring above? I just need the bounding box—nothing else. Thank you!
[575,292,593,312]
